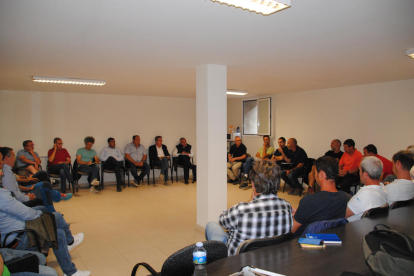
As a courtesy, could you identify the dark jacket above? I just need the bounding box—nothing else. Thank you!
[148,144,170,162]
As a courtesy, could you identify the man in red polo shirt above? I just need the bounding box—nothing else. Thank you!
[336,139,363,194]
[363,144,394,182]
[48,137,77,193]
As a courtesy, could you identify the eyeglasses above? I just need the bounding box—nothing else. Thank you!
[57,143,63,145]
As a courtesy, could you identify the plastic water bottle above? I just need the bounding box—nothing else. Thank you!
[193,242,207,276]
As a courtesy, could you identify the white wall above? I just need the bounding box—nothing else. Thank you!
[228,79,414,161]
[0,90,196,184]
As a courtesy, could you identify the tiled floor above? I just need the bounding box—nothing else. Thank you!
[47,179,305,276]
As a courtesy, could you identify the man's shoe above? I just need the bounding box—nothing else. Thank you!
[61,193,72,201]
[91,179,99,186]
[239,182,248,189]
[71,182,81,189]
[228,179,234,184]
[117,186,122,192]
[89,187,98,193]
[192,178,196,183]
[51,179,60,187]
[185,180,189,185]
[64,270,91,276]
[133,179,141,187]
[232,178,240,185]
[164,182,171,186]
[242,183,252,190]
[68,233,84,252]
[287,188,296,195]
[159,174,164,180]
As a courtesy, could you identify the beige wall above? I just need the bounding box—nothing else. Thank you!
[0,90,196,183]
[228,79,414,161]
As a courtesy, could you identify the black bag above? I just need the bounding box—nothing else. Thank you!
[363,224,414,276]
[4,253,39,273]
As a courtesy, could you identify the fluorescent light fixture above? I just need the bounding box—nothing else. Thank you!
[209,0,291,16]
[32,76,106,86]
[227,90,248,96]
[406,48,414,59]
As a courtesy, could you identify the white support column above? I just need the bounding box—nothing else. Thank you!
[196,64,227,229]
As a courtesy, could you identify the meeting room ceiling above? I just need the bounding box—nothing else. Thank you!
[1,0,414,98]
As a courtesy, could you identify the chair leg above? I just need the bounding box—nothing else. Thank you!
[147,172,150,185]
[152,170,155,185]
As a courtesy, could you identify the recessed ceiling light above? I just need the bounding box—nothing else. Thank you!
[33,76,106,86]
[227,90,248,96]
[406,48,414,59]
[209,0,291,16]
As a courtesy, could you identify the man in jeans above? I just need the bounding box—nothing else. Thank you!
[100,137,125,192]
[0,187,90,276]
[240,135,273,189]
[48,137,77,193]
[124,135,149,187]
[76,136,100,193]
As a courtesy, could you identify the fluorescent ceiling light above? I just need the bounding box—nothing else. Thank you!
[406,48,414,59]
[33,76,106,86]
[209,0,291,16]
[227,90,248,96]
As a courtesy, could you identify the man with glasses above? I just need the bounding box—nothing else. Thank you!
[48,137,77,193]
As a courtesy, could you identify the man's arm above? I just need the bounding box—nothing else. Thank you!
[291,218,302,234]
[345,207,354,218]
[0,190,41,220]
[234,154,247,161]
[99,148,108,162]
[125,153,138,166]
[218,205,239,231]
[94,156,100,164]
[18,156,38,167]
[48,146,57,163]
[116,149,124,161]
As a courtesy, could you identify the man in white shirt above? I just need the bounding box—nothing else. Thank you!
[384,150,414,206]
[100,137,125,192]
[346,156,388,222]
[173,138,196,184]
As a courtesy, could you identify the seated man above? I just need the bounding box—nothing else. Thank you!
[76,136,100,193]
[16,140,59,186]
[148,136,170,185]
[363,144,393,182]
[280,138,308,196]
[240,135,273,189]
[0,187,90,276]
[1,147,69,213]
[227,136,246,184]
[124,135,149,187]
[205,160,293,256]
[100,137,124,192]
[336,139,363,194]
[48,137,77,193]
[270,137,289,169]
[307,139,343,194]
[383,145,414,184]
[291,156,348,236]
[346,156,388,222]
[384,150,414,206]
[173,137,197,184]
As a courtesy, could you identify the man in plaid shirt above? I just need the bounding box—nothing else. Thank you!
[205,160,293,256]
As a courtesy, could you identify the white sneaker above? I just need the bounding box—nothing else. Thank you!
[91,179,99,186]
[64,270,91,276]
[89,187,98,193]
[159,174,164,180]
[68,233,84,252]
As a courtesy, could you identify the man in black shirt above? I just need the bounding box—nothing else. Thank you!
[291,156,348,236]
[227,136,247,184]
[173,138,196,184]
[280,138,308,195]
[308,139,343,193]
[271,137,289,169]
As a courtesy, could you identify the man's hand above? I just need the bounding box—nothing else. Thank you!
[34,163,39,170]
[285,170,291,176]
[53,143,57,151]
[278,147,284,154]
[292,207,297,215]
[338,170,347,177]
[138,161,144,167]
[27,176,39,182]
[28,193,36,200]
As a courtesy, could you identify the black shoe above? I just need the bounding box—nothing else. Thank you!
[185,180,189,185]
[117,186,122,192]
[228,179,234,184]
[133,179,141,187]
[233,178,240,185]
[239,182,248,189]
[192,178,196,183]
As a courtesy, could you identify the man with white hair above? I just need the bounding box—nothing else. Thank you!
[345,156,388,222]
[384,150,414,206]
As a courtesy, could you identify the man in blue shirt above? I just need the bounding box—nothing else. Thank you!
[124,135,149,186]
[100,137,125,192]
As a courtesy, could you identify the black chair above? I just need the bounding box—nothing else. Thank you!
[72,159,98,191]
[236,232,294,254]
[47,164,73,190]
[131,240,227,276]
[282,158,315,197]
[389,198,414,210]
[125,159,150,186]
[301,218,348,236]
[361,203,389,219]
[171,156,194,183]
[149,158,172,185]
[100,160,126,189]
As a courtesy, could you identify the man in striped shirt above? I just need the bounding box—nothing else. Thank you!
[205,160,293,256]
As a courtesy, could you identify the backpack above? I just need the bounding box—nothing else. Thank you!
[363,224,414,276]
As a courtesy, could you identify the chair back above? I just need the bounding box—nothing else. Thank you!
[389,198,414,210]
[302,218,348,236]
[236,232,294,255]
[301,158,315,184]
[160,240,227,276]
[361,203,389,219]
